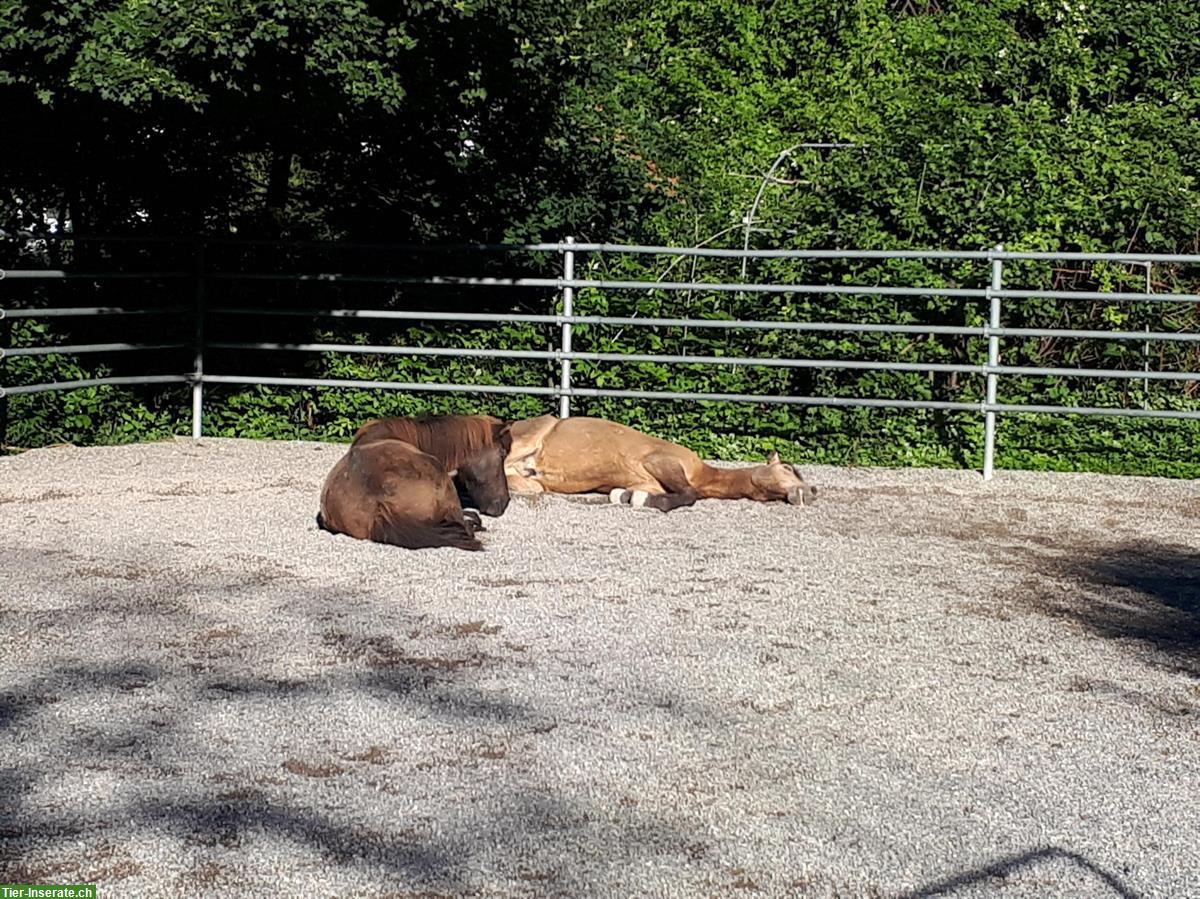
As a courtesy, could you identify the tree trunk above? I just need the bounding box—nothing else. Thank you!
[265,147,293,235]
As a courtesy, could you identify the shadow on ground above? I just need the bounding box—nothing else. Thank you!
[901,845,1144,898]
[0,576,716,896]
[1019,540,1200,677]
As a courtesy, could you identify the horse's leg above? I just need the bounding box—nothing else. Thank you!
[367,456,483,551]
[444,476,489,536]
[609,482,660,506]
[631,454,700,512]
[609,482,695,511]
[452,477,486,531]
[369,504,482,550]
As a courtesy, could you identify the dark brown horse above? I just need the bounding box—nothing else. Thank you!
[318,415,512,550]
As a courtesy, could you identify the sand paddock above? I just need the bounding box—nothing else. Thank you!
[1,438,1197,897]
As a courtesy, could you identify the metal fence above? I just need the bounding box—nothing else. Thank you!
[3,237,1200,479]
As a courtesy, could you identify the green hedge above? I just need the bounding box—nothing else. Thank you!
[6,290,1199,478]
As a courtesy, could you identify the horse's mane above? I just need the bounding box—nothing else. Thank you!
[353,415,507,470]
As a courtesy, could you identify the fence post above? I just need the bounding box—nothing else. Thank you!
[191,240,205,439]
[982,244,1003,480]
[1138,261,1151,409]
[559,236,575,418]
[0,304,8,452]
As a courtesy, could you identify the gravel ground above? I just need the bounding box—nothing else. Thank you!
[1,437,1197,898]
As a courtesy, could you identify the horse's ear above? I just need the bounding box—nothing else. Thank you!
[496,420,513,447]
[767,450,781,465]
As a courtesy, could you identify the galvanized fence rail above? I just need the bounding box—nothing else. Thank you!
[2,238,1200,479]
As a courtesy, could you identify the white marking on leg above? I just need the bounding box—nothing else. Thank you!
[609,488,627,504]
[630,490,650,508]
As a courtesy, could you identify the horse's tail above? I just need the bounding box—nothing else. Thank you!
[368,504,483,551]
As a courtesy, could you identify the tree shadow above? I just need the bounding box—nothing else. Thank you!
[1023,539,1200,677]
[1084,542,1200,619]
[900,845,1143,898]
[0,579,720,895]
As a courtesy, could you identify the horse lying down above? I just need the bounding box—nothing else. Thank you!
[504,415,816,511]
[317,415,512,550]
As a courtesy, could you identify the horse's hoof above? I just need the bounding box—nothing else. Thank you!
[609,488,630,505]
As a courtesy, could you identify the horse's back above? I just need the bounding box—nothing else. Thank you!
[352,437,448,489]
[547,417,695,458]
[319,438,459,541]
[509,415,699,493]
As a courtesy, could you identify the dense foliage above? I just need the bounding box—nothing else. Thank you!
[3,0,1200,475]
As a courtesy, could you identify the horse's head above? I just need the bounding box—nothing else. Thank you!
[454,420,513,516]
[750,450,817,505]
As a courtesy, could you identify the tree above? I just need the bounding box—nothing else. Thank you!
[0,0,619,240]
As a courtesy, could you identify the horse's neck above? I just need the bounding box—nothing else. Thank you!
[422,438,466,470]
[693,464,759,499]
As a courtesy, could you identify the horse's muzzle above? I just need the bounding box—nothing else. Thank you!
[481,498,510,517]
[786,485,817,506]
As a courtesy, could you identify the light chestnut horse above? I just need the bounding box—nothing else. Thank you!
[318,415,512,550]
[505,415,816,512]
